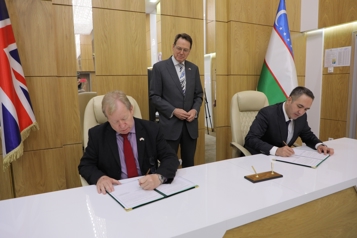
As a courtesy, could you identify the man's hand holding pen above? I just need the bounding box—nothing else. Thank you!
[276,141,295,157]
[138,174,161,190]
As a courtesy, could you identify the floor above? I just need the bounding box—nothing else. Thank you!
[205,131,216,164]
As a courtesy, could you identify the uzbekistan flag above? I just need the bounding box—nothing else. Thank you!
[257,0,298,105]
[0,0,39,169]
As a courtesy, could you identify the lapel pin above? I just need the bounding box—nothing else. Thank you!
[188,68,191,70]
[140,137,145,141]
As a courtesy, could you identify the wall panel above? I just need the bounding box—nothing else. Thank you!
[92,0,144,12]
[92,76,149,120]
[215,0,227,22]
[215,127,232,161]
[228,0,300,31]
[12,149,66,198]
[323,24,357,75]
[216,21,228,75]
[59,77,82,144]
[161,0,203,19]
[292,32,307,76]
[320,119,347,142]
[195,129,206,165]
[79,35,94,72]
[214,76,229,127]
[0,164,13,200]
[22,77,63,150]
[93,8,147,75]
[7,0,57,76]
[53,4,77,76]
[319,0,357,28]
[228,22,271,75]
[64,144,82,189]
[320,74,349,121]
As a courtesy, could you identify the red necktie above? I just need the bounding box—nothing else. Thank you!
[121,133,138,178]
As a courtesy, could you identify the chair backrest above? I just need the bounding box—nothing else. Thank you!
[78,92,97,147]
[230,91,269,157]
[82,95,142,150]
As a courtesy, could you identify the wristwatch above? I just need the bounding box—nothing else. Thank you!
[157,174,167,184]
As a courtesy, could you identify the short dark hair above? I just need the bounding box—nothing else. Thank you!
[173,33,193,49]
[289,86,314,101]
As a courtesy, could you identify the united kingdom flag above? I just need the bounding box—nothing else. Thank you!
[0,0,38,169]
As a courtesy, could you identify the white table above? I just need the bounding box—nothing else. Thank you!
[0,138,356,238]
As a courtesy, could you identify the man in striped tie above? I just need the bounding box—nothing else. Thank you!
[150,33,203,168]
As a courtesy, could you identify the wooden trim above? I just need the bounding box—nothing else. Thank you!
[224,187,357,237]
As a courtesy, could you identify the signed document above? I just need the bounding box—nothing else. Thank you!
[107,175,198,211]
[273,146,330,168]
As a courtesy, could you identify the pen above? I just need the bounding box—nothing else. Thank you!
[139,168,151,186]
[283,141,288,146]
[271,162,274,174]
[251,166,259,177]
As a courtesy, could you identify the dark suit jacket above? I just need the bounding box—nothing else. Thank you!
[149,56,203,140]
[244,102,322,155]
[78,118,179,185]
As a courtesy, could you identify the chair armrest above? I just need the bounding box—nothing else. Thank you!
[80,175,89,186]
[230,142,251,157]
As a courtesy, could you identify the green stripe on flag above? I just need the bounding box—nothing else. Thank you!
[257,63,287,105]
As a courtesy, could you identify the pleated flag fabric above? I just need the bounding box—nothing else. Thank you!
[257,0,298,105]
[0,0,39,169]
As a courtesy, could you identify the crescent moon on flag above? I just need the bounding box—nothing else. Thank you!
[275,10,287,26]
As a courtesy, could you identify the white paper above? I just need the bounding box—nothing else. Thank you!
[275,147,330,168]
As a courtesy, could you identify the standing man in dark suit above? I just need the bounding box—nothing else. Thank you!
[78,90,179,194]
[150,33,203,168]
[244,86,334,157]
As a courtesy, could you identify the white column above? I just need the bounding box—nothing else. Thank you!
[302,0,323,136]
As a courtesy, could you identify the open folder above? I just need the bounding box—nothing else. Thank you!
[107,175,198,211]
[273,147,330,168]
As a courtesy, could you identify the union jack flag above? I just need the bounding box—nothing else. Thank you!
[0,0,38,169]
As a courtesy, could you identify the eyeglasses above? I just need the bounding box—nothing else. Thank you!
[174,46,190,53]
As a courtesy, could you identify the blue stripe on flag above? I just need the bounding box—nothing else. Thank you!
[274,0,294,56]
[0,0,9,21]
[2,105,21,153]
[20,85,35,111]
[9,48,21,64]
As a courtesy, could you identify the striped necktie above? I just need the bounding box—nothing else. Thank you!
[179,64,186,95]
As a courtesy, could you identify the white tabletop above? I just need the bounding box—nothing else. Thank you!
[0,138,356,238]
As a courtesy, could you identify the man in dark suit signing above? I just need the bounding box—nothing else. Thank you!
[150,33,203,167]
[78,90,179,194]
[244,86,334,157]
